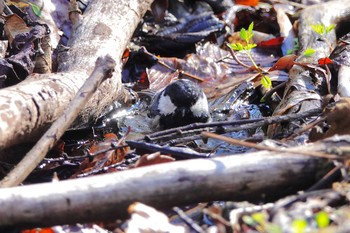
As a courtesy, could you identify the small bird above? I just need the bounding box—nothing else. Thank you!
[148,79,210,129]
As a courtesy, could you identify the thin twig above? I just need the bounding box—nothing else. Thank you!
[202,131,341,160]
[143,48,204,82]
[144,108,321,143]
[225,42,252,69]
[126,140,210,159]
[172,207,205,233]
[285,116,327,141]
[0,55,116,188]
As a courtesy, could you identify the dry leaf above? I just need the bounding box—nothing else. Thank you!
[268,54,297,71]
[133,152,175,168]
[4,14,31,44]
[309,98,350,141]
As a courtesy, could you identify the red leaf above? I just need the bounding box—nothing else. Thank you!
[235,0,259,6]
[257,37,284,47]
[268,54,297,71]
[318,57,333,65]
[22,229,55,233]
[122,48,130,65]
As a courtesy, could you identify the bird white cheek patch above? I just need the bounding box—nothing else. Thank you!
[158,93,177,115]
[190,93,209,117]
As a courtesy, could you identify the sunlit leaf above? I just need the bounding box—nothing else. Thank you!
[311,24,325,35]
[326,24,335,34]
[246,43,257,50]
[247,22,254,41]
[261,75,272,88]
[292,219,308,233]
[303,48,316,57]
[315,211,330,228]
[251,212,266,225]
[231,43,244,51]
[240,28,248,41]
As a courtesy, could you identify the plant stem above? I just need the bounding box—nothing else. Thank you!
[246,51,259,69]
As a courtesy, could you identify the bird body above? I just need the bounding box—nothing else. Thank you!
[148,79,210,129]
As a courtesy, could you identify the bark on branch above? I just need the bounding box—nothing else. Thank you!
[0,134,339,229]
[0,0,153,154]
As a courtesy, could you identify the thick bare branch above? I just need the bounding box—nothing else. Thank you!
[0,145,334,228]
[0,0,154,153]
[0,55,116,188]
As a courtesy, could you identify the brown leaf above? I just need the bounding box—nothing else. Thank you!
[268,54,297,71]
[4,14,31,45]
[133,152,175,168]
[309,98,350,141]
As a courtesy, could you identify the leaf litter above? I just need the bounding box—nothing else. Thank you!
[1,0,350,232]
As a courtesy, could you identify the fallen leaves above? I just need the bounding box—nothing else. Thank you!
[309,97,350,141]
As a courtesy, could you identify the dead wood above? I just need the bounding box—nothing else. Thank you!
[0,0,153,154]
[268,0,350,137]
[0,134,340,228]
[0,55,116,188]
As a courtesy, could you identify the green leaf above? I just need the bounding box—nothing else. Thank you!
[242,215,257,226]
[251,212,266,225]
[292,219,308,233]
[248,22,254,34]
[230,43,244,51]
[311,24,325,35]
[246,43,257,50]
[303,48,316,57]
[261,75,272,88]
[326,24,335,34]
[240,28,248,41]
[28,2,42,17]
[247,22,254,41]
[315,211,330,228]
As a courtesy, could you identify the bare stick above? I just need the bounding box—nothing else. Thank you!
[201,132,340,159]
[0,55,116,188]
[0,148,331,228]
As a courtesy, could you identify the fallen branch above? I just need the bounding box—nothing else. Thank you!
[0,134,340,228]
[0,0,153,154]
[0,55,116,188]
[201,132,340,159]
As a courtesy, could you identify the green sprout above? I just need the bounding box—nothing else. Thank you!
[229,22,272,89]
[300,23,335,59]
[303,48,316,57]
[291,219,308,233]
[311,23,335,36]
[315,211,330,229]
[22,0,42,17]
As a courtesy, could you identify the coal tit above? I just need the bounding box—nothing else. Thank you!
[148,79,210,129]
